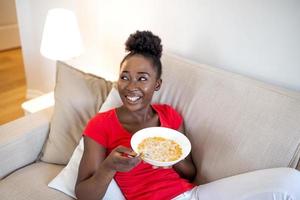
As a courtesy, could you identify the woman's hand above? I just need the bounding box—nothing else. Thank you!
[103,146,141,172]
[75,140,141,200]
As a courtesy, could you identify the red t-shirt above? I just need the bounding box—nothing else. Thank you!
[84,104,195,200]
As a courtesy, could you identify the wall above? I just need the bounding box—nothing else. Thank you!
[0,0,20,50]
[15,0,300,96]
[15,0,75,98]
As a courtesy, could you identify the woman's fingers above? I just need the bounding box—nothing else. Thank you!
[107,146,141,172]
[115,146,138,157]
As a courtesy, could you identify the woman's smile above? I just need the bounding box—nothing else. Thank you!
[125,94,142,104]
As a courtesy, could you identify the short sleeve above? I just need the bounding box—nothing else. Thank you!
[153,104,183,130]
[83,113,108,148]
[167,105,183,130]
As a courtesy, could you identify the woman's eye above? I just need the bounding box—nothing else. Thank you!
[139,77,147,81]
[120,76,129,80]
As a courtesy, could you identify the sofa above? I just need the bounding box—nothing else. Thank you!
[1,53,300,200]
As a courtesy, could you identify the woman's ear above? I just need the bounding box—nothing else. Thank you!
[155,79,162,91]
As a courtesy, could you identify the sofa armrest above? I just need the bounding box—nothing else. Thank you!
[0,107,53,179]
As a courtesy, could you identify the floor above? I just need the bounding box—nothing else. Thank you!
[0,48,26,125]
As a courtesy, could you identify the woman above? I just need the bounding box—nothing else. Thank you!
[75,30,196,200]
[75,31,300,200]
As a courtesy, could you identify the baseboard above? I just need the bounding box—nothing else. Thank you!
[0,24,21,51]
[26,89,45,99]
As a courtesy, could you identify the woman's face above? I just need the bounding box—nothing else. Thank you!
[117,54,162,112]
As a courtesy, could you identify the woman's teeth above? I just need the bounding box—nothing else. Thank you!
[126,96,141,102]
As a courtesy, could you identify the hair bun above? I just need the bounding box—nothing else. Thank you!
[125,30,162,58]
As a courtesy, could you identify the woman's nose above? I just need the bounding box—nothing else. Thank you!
[126,80,138,91]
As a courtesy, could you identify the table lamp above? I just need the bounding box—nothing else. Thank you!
[40,8,83,60]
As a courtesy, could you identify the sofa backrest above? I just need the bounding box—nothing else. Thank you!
[152,53,300,184]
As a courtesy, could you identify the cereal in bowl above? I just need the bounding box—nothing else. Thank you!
[138,136,182,162]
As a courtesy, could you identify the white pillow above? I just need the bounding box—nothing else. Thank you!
[97,86,122,113]
[48,87,124,199]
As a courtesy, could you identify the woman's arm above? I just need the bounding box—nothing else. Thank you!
[173,122,196,181]
[75,136,141,200]
[75,137,114,200]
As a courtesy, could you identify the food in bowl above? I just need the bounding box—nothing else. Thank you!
[138,136,182,162]
[131,127,191,166]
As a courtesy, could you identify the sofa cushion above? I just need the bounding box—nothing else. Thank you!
[152,53,300,184]
[0,162,72,200]
[41,61,112,165]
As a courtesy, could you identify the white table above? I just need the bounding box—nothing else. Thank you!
[21,92,55,115]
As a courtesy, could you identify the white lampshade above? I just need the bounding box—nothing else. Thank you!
[40,8,83,60]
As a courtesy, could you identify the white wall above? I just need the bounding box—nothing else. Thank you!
[16,0,300,96]
[15,0,75,98]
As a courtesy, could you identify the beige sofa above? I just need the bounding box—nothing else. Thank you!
[1,53,300,200]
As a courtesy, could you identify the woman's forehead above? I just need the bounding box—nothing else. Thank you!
[120,55,156,74]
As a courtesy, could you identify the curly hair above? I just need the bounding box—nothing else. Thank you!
[120,30,163,79]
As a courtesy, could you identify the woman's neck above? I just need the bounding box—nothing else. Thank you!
[117,105,155,124]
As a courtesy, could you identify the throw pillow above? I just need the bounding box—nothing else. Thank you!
[41,61,112,164]
[48,87,124,199]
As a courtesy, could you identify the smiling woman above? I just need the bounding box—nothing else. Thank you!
[75,30,196,200]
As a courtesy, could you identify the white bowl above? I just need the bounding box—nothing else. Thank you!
[131,127,191,167]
